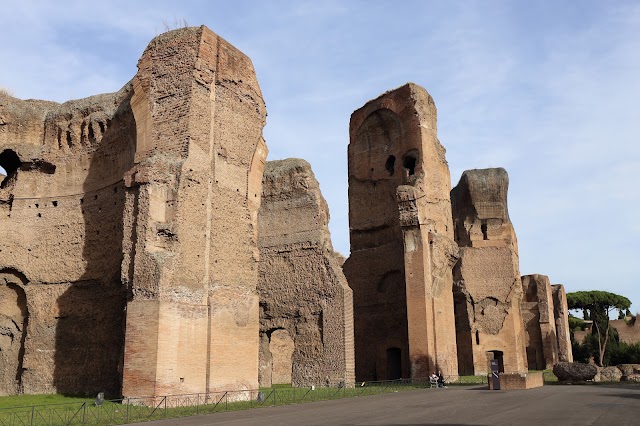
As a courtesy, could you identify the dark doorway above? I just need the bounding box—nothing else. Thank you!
[526,347,538,371]
[386,347,402,380]
[487,350,504,373]
[0,149,21,188]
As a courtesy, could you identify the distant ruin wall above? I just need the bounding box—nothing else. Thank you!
[451,168,528,375]
[611,315,640,345]
[552,284,573,363]
[344,83,458,381]
[521,274,559,370]
[258,159,355,387]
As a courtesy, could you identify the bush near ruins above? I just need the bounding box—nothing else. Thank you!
[567,290,631,367]
[607,342,640,365]
[573,325,640,366]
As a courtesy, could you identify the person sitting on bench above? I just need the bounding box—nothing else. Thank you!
[437,371,447,388]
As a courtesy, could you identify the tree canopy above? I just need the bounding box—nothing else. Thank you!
[567,290,631,314]
[567,290,632,366]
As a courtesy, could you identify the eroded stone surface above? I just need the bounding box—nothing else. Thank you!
[258,159,354,387]
[596,366,622,382]
[522,274,559,370]
[344,83,458,381]
[121,26,267,398]
[0,86,134,396]
[451,168,528,375]
[553,362,597,381]
[552,284,573,363]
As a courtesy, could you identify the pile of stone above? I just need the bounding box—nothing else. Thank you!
[553,362,640,382]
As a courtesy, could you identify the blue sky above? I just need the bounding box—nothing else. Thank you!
[1,1,639,314]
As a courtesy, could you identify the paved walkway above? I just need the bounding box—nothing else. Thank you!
[143,384,640,425]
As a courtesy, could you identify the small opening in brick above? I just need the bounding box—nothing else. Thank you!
[403,155,417,175]
[52,201,58,207]
[476,330,480,345]
[481,221,488,240]
[385,155,395,176]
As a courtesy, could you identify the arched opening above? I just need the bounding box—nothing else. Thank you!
[0,269,29,394]
[0,150,22,188]
[401,150,419,181]
[385,155,395,176]
[386,347,402,380]
[268,329,294,385]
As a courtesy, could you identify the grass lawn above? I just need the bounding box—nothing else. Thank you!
[0,394,95,409]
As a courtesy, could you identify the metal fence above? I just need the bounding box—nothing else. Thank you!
[0,377,489,426]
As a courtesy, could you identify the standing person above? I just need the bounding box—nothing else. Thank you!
[437,371,447,388]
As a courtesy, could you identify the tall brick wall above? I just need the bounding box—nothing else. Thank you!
[451,168,528,375]
[122,26,267,398]
[552,284,573,362]
[344,83,458,381]
[258,159,355,387]
[521,274,559,370]
[0,86,135,396]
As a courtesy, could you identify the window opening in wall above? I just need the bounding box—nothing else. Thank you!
[475,330,480,345]
[402,151,418,176]
[481,220,488,240]
[385,155,395,176]
[0,150,22,188]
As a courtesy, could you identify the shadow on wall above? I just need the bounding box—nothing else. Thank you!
[0,269,29,395]
[52,93,136,397]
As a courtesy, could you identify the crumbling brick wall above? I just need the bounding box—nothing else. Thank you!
[258,159,355,387]
[451,168,528,375]
[521,274,559,370]
[0,86,135,396]
[121,26,267,398]
[344,83,458,381]
[0,25,267,399]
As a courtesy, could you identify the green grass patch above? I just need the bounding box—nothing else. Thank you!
[0,394,94,409]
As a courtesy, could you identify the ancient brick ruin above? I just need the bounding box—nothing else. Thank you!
[0,86,133,396]
[343,84,459,381]
[521,275,575,369]
[0,26,575,398]
[258,159,354,387]
[451,168,528,375]
[120,27,268,398]
[0,26,269,398]
[345,85,573,381]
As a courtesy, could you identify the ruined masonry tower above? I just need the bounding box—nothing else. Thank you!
[121,27,268,397]
[344,83,459,381]
[451,168,528,375]
[258,159,355,388]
